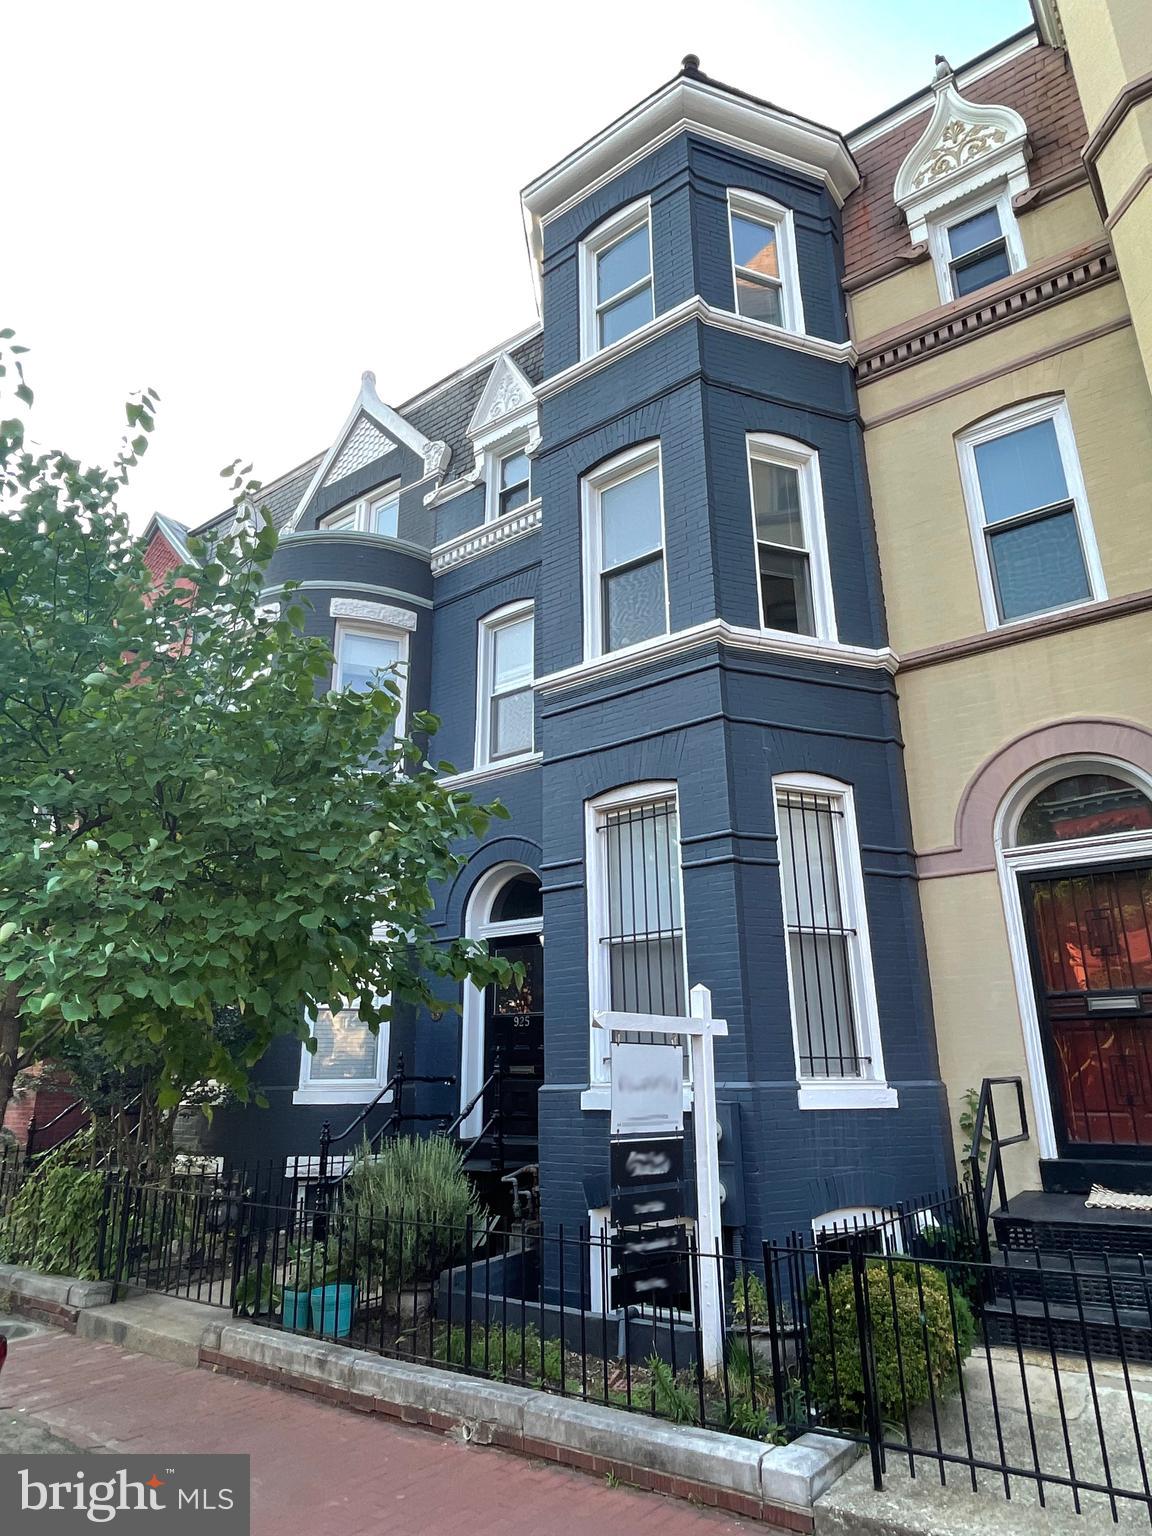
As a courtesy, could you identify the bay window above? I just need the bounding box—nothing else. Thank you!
[582,443,668,660]
[581,201,654,357]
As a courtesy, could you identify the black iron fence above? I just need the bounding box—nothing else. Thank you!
[4,1152,1152,1521]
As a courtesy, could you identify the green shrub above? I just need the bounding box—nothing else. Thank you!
[338,1135,486,1286]
[0,1160,107,1279]
[731,1271,770,1326]
[808,1260,975,1424]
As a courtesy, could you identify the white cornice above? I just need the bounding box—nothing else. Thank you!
[521,75,858,274]
[535,297,855,401]
[535,619,897,694]
[430,501,542,574]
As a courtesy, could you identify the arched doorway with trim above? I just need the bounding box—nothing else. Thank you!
[996,757,1152,1180]
[459,863,544,1169]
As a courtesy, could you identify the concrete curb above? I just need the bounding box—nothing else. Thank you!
[0,1272,859,1527]
[202,1320,858,1528]
[0,1262,113,1332]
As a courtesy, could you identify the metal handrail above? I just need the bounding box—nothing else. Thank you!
[441,1047,507,1171]
[316,1055,456,1187]
[439,1047,503,1141]
[967,1075,1030,1261]
[26,1089,142,1165]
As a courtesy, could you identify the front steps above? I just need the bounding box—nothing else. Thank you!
[985,1190,1152,1359]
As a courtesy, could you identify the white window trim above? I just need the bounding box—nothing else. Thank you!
[956,395,1106,633]
[746,434,837,645]
[772,772,894,1109]
[927,184,1026,306]
[727,188,805,335]
[475,600,535,771]
[332,620,410,738]
[580,441,670,663]
[320,482,401,536]
[583,780,689,1091]
[579,198,653,361]
[813,1206,903,1253]
[294,1001,392,1105]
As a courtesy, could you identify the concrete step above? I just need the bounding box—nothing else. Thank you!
[75,1292,222,1368]
[983,1294,1152,1364]
[991,1250,1152,1312]
[993,1190,1152,1258]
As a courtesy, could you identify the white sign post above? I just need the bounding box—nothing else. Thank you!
[594,982,728,1374]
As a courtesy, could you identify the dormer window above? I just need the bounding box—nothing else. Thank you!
[727,190,804,333]
[893,61,1031,308]
[370,492,399,537]
[320,484,401,537]
[581,201,653,357]
[928,188,1024,303]
[943,204,1011,297]
[497,448,531,517]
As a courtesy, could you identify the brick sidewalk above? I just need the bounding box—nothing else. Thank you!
[0,1327,754,1535]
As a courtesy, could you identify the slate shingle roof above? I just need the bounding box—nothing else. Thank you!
[190,330,543,537]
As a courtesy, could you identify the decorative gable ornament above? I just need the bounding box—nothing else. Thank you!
[323,413,396,487]
[287,370,450,532]
[464,352,540,485]
[893,57,1031,243]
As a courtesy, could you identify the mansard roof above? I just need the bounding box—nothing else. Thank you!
[842,36,1086,283]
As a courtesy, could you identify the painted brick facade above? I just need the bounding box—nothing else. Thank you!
[196,57,957,1257]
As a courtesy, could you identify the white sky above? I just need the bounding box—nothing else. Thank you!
[4,0,1031,532]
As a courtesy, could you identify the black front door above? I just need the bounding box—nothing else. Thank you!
[484,938,544,1145]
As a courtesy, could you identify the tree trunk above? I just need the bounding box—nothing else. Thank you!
[0,989,22,1135]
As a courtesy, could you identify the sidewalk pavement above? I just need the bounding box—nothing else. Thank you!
[0,1323,755,1535]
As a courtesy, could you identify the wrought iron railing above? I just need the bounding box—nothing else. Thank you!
[315,1054,456,1192]
[967,1075,1030,1261]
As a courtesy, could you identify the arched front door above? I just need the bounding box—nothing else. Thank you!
[461,866,543,1160]
[1009,769,1152,1158]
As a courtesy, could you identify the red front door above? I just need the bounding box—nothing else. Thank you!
[1024,862,1152,1152]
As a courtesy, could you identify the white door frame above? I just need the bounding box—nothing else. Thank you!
[459,863,543,1139]
[994,756,1152,1161]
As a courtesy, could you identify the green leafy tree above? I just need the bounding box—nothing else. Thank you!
[0,332,511,1129]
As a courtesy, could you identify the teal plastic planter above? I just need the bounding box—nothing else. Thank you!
[310,1282,357,1338]
[281,1288,312,1331]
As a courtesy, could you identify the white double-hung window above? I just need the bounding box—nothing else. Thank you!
[581,201,653,357]
[295,1000,391,1104]
[747,435,836,641]
[582,443,668,660]
[476,602,535,767]
[320,486,400,537]
[586,782,687,1085]
[333,622,408,745]
[957,397,1105,628]
[773,773,891,1108]
[728,190,804,332]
